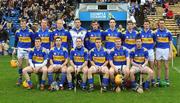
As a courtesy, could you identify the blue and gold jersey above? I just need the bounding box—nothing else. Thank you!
[89,47,109,66]
[139,29,155,50]
[35,28,53,49]
[15,28,34,48]
[53,28,72,49]
[29,47,48,64]
[85,29,103,50]
[70,47,88,66]
[103,28,121,49]
[49,46,68,65]
[130,47,148,65]
[121,30,139,49]
[154,28,172,49]
[109,47,128,66]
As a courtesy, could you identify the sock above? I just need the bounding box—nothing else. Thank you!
[157,78,160,82]
[48,72,53,85]
[68,82,73,88]
[27,80,32,86]
[102,78,109,87]
[144,81,150,89]
[151,79,155,84]
[0,51,2,55]
[81,82,86,88]
[41,80,46,85]
[59,72,66,85]
[131,80,137,89]
[88,78,94,85]
[18,68,22,79]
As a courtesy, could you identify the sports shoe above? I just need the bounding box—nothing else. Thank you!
[40,85,45,90]
[16,78,22,86]
[102,86,107,92]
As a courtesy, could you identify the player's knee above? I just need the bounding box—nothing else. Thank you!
[109,69,114,76]
[130,69,135,75]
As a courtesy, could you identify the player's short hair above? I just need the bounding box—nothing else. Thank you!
[76,37,82,41]
[109,18,116,23]
[55,37,62,41]
[95,37,102,42]
[144,19,150,23]
[20,18,27,23]
[35,37,42,41]
[41,18,48,23]
[115,37,121,41]
[158,19,165,23]
[91,20,98,24]
[127,20,133,24]
[74,18,81,22]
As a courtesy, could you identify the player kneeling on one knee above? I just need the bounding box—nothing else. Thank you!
[130,36,155,91]
[67,37,88,90]
[109,38,130,91]
[22,37,48,90]
[48,37,68,90]
[88,38,109,92]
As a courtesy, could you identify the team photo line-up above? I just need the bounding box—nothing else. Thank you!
[11,17,173,93]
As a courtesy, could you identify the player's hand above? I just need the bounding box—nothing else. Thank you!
[12,49,16,55]
[168,52,172,60]
[33,68,39,73]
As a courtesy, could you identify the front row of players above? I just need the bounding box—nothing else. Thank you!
[22,36,155,93]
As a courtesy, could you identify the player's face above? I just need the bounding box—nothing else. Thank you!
[56,20,63,29]
[109,20,116,28]
[127,23,133,30]
[55,38,62,47]
[35,40,41,48]
[144,22,150,30]
[115,39,121,48]
[76,39,82,48]
[95,40,102,48]
[41,20,47,29]
[159,21,165,28]
[20,21,26,29]
[136,39,142,48]
[92,22,99,30]
[75,20,81,28]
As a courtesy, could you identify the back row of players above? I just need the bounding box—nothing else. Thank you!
[13,18,173,92]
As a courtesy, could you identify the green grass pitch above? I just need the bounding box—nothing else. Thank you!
[0,56,180,103]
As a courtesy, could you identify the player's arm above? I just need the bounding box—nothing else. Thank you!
[109,50,116,68]
[101,51,109,67]
[125,50,130,68]
[69,49,76,68]
[109,60,116,69]
[130,51,141,68]
[28,50,35,68]
[81,50,88,68]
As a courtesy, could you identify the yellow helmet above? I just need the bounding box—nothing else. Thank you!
[115,74,123,86]
[10,59,18,68]
[22,80,29,88]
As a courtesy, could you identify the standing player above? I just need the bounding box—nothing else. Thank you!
[103,18,121,50]
[52,19,72,50]
[22,37,48,90]
[88,38,109,92]
[67,37,88,90]
[85,20,103,51]
[130,36,154,91]
[69,18,87,48]
[139,20,156,85]
[13,19,34,85]
[154,19,173,86]
[48,37,68,90]
[121,20,139,53]
[109,38,130,90]
[35,19,53,52]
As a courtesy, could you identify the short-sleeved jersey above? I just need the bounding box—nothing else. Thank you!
[139,29,155,50]
[130,47,148,65]
[154,28,172,49]
[35,28,53,49]
[15,28,34,48]
[29,47,48,64]
[109,47,129,66]
[85,29,103,50]
[103,28,121,49]
[52,28,72,49]
[89,47,109,66]
[121,30,139,49]
[49,46,68,65]
[70,47,88,66]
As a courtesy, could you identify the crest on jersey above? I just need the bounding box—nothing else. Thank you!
[94,54,96,56]
[115,53,117,56]
[135,54,138,56]
[142,35,144,38]
[126,36,128,38]
[108,34,111,36]
[54,53,56,55]
[75,53,77,56]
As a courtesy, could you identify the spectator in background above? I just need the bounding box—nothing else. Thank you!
[0,24,9,55]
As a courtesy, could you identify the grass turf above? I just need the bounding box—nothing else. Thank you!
[0,56,180,103]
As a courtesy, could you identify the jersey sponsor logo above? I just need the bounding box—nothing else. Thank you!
[142,38,153,44]
[53,55,65,61]
[19,37,31,43]
[134,57,145,63]
[106,36,117,42]
[93,57,106,63]
[125,39,135,44]
[41,37,49,43]
[113,56,126,62]
[32,56,44,63]
[54,36,67,42]
[157,37,169,43]
[74,56,85,62]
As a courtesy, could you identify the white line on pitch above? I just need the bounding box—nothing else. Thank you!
[172,67,180,73]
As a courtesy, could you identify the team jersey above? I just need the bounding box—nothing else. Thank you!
[130,47,148,65]
[103,28,121,49]
[70,46,88,66]
[35,28,53,49]
[49,46,68,65]
[15,28,34,48]
[121,30,139,49]
[69,27,87,48]
[139,29,155,50]
[29,47,48,64]
[109,47,129,66]
[52,28,72,49]
[154,28,172,49]
[89,47,109,66]
[85,29,103,50]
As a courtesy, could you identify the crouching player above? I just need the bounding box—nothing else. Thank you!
[22,37,48,90]
[48,37,68,90]
[88,38,109,92]
[130,36,155,92]
[67,37,88,90]
[109,38,130,91]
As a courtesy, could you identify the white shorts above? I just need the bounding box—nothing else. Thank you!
[131,66,150,74]
[147,49,154,61]
[114,65,127,73]
[17,48,29,59]
[156,48,169,61]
